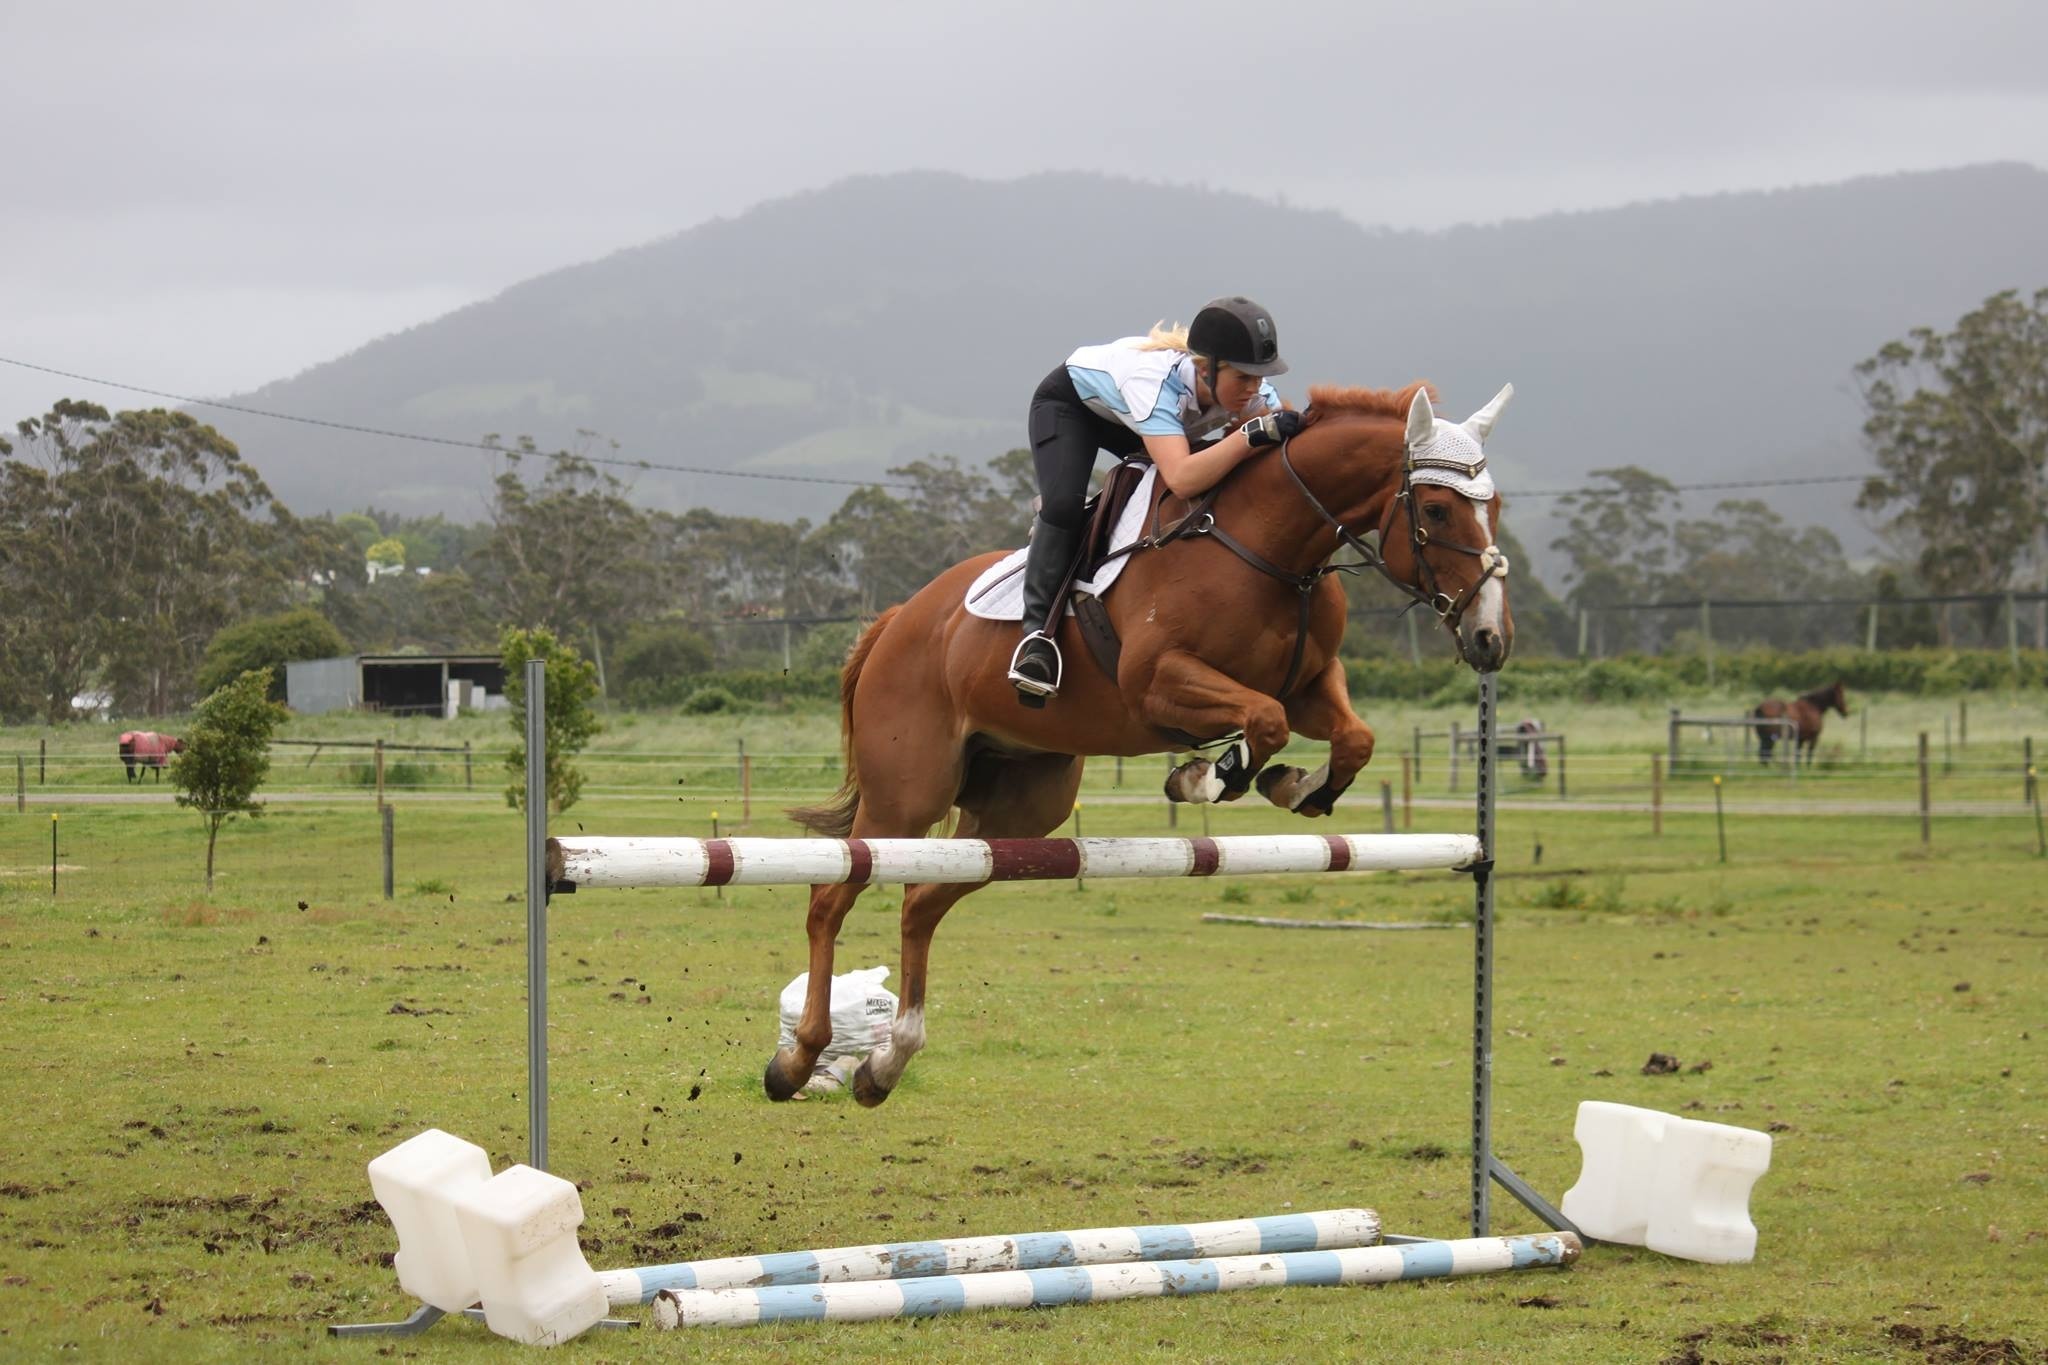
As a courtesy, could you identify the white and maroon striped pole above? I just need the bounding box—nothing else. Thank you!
[548,832,1480,890]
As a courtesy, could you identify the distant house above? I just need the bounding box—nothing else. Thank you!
[285,654,508,717]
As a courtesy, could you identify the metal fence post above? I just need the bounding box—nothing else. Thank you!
[525,658,549,1172]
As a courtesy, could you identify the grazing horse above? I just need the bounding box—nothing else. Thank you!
[1752,680,1847,766]
[118,731,184,782]
[769,381,1517,1107]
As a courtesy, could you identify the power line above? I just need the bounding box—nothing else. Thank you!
[2,353,1875,502]
[0,355,915,490]
[1515,472,1867,499]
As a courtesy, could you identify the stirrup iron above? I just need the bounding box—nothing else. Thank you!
[1007,630,1064,699]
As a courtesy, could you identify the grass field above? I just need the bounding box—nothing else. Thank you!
[0,695,2044,1362]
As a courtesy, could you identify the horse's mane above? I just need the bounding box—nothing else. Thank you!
[1302,381,1438,425]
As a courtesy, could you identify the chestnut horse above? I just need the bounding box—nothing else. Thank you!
[770,382,1516,1106]
[1753,680,1848,765]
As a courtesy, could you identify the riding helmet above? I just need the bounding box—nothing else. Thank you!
[1187,296,1288,376]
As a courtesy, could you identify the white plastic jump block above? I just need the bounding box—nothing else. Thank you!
[1560,1100,1772,1263]
[366,1128,493,1313]
[450,1164,609,1347]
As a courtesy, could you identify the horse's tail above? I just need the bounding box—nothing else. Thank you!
[787,606,900,838]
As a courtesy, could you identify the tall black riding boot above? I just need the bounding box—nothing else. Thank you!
[1008,516,1083,706]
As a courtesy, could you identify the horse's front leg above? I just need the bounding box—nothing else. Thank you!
[1131,649,1290,802]
[763,882,868,1101]
[1256,655,1375,817]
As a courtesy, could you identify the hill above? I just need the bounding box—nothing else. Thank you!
[225,163,2048,550]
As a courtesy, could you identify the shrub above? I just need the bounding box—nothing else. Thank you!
[682,686,738,715]
[616,623,715,707]
[198,609,349,701]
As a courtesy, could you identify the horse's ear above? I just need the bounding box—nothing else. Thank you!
[1405,388,1436,449]
[1463,383,1514,445]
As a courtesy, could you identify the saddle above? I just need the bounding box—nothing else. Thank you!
[1043,459,1162,681]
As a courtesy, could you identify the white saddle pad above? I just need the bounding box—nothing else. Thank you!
[964,466,1158,621]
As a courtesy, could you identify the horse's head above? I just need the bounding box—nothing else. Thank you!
[1285,382,1515,671]
[1827,680,1849,717]
[1380,385,1515,671]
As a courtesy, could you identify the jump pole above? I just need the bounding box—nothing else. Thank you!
[609,1207,1383,1303]
[651,1233,1580,1329]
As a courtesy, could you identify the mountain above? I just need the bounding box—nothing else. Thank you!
[225,163,2048,553]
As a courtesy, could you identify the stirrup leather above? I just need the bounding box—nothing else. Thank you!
[1007,631,1064,697]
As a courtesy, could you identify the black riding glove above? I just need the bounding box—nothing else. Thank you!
[1243,410,1304,449]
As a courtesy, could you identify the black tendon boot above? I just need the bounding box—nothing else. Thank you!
[1008,516,1083,706]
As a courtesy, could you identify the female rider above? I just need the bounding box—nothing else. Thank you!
[1009,295,1300,704]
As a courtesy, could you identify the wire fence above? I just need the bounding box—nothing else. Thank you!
[7,720,2041,911]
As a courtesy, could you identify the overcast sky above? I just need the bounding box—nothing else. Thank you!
[4,0,2045,435]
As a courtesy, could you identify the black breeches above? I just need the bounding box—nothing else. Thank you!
[1028,365,1142,531]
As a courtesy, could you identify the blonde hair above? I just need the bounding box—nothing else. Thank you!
[1136,320,1195,355]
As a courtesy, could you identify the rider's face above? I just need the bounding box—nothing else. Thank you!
[1204,365,1265,414]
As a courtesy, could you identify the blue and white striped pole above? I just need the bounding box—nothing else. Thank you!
[649,1232,1580,1328]
[603,1208,1379,1306]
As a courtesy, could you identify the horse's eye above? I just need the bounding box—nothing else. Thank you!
[1424,502,1450,524]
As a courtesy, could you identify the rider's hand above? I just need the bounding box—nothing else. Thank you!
[1243,410,1304,449]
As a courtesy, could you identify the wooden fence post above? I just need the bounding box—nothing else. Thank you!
[1556,735,1568,800]
[374,739,386,810]
[381,805,395,900]
[1380,780,1393,834]
[2026,738,2036,805]
[1651,754,1663,837]
[742,754,753,825]
[1448,721,1461,792]
[1713,776,1726,863]
[463,740,473,790]
[39,739,45,785]
[1919,732,1931,846]
[15,755,22,814]
[1400,754,1412,830]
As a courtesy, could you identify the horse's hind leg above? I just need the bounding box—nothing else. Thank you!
[851,751,1083,1108]
[763,880,872,1101]
[764,760,964,1101]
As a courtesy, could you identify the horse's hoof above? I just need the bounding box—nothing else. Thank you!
[850,1060,893,1109]
[763,1052,808,1103]
[1297,786,1339,817]
[1254,766,1293,799]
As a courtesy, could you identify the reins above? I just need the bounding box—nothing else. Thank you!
[1183,435,1509,695]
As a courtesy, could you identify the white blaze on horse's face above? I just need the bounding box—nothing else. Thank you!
[1404,384,1515,667]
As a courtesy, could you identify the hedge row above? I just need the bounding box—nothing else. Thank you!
[1343,647,2048,707]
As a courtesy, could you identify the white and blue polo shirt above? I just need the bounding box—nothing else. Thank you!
[1065,338,1283,442]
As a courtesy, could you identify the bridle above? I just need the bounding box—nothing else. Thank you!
[1184,433,1510,696]
[1280,437,1509,633]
